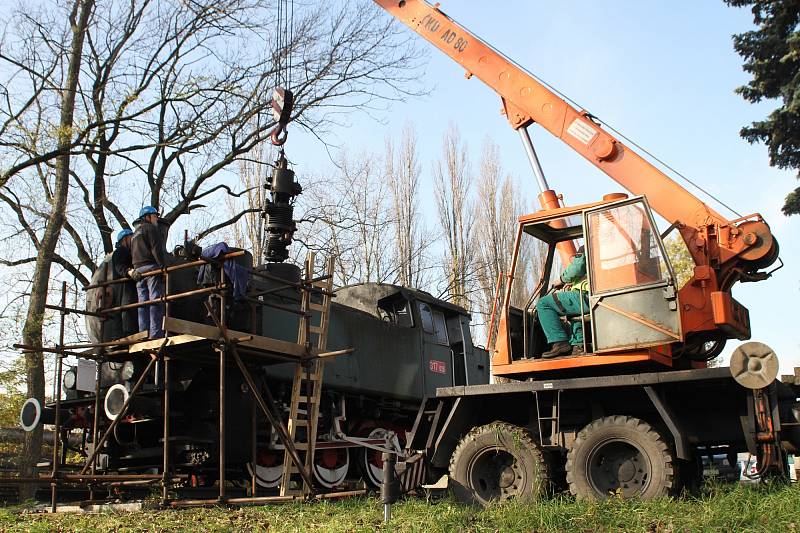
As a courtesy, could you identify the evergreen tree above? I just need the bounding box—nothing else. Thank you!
[725,0,800,215]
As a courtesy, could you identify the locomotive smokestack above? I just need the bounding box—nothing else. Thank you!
[263,151,302,263]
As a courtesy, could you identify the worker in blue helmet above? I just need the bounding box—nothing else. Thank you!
[536,245,590,358]
[111,228,138,337]
[112,228,134,278]
[131,206,167,338]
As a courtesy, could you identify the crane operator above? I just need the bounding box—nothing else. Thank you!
[536,246,589,359]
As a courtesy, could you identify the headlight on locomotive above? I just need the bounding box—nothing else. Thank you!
[62,368,77,391]
[120,361,135,382]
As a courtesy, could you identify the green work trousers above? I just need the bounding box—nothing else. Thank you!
[535,290,589,345]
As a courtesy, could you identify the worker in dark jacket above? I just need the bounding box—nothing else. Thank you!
[112,228,138,337]
[112,229,134,277]
[131,206,167,338]
[536,246,590,358]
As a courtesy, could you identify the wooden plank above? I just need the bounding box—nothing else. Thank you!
[163,317,311,358]
[119,331,150,342]
[297,394,321,405]
[129,334,206,353]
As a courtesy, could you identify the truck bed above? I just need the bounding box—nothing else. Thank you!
[436,366,734,397]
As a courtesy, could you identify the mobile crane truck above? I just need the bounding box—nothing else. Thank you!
[373,0,800,504]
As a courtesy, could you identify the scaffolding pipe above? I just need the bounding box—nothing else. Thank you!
[49,282,68,511]
[82,251,246,290]
[218,264,226,502]
[45,303,103,317]
[89,358,102,501]
[15,345,111,359]
[161,356,171,505]
[250,396,257,497]
[169,490,366,508]
[99,285,224,315]
[18,249,351,505]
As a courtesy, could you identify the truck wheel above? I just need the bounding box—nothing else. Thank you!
[449,422,548,506]
[566,416,675,500]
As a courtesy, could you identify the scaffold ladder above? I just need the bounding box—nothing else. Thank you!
[280,253,334,496]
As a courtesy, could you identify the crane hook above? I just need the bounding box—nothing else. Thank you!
[269,86,294,147]
[271,125,289,146]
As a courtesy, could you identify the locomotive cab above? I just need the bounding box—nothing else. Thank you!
[333,284,489,396]
[492,195,685,379]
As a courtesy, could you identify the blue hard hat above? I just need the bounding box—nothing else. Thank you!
[138,205,158,218]
[116,228,133,243]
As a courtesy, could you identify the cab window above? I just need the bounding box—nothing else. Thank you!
[586,201,669,293]
[432,310,449,345]
[392,299,413,327]
[418,302,449,345]
[378,295,414,327]
[418,302,435,332]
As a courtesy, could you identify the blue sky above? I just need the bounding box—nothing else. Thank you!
[284,1,799,372]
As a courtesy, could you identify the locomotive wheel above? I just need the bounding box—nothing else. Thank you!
[566,416,675,500]
[246,448,284,489]
[358,427,403,489]
[448,422,548,506]
[313,447,350,488]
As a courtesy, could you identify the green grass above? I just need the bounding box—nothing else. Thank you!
[1,483,799,532]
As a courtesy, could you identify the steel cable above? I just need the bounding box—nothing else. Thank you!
[442,8,743,218]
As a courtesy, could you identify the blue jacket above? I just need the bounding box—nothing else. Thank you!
[198,242,250,300]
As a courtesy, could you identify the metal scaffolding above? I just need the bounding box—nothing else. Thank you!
[6,251,358,509]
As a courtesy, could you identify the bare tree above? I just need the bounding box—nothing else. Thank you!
[472,138,543,344]
[434,123,475,309]
[14,0,94,496]
[297,150,395,286]
[385,122,429,288]
[1,0,426,277]
[0,0,425,477]
[225,140,273,262]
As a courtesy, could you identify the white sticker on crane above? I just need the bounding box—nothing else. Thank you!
[566,118,598,145]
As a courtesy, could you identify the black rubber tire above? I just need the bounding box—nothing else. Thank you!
[566,416,675,500]
[448,421,548,506]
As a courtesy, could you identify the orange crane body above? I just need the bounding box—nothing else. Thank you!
[373,0,779,378]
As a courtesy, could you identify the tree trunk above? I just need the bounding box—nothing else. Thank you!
[18,0,94,500]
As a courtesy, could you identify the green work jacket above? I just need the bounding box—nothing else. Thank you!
[560,252,589,293]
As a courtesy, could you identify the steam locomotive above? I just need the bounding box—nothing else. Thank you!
[19,153,490,492]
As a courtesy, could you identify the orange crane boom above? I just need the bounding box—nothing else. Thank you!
[372,0,776,277]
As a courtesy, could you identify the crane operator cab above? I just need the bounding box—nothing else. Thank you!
[491,193,689,379]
